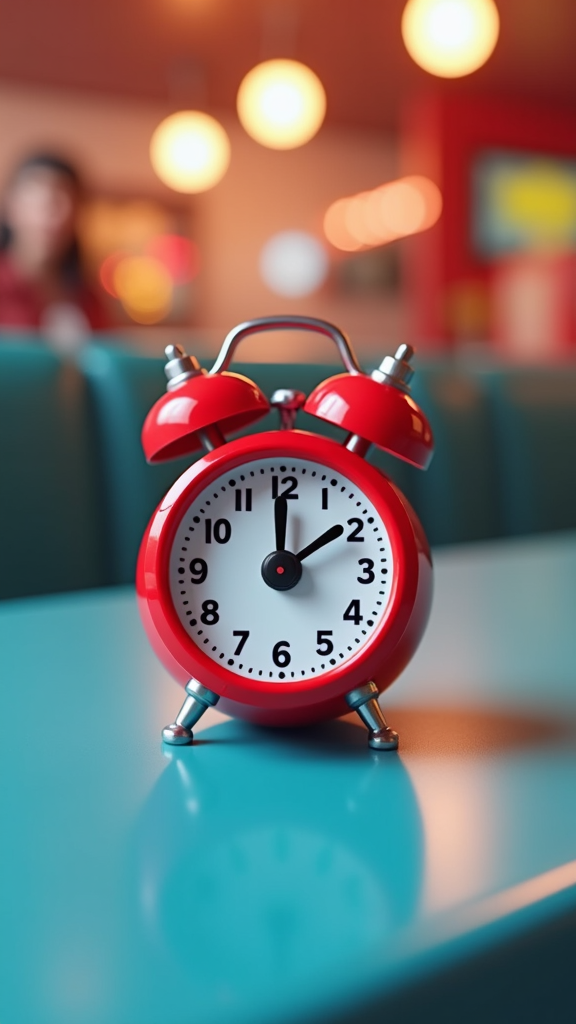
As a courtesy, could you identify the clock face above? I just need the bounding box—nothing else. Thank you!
[168,456,394,683]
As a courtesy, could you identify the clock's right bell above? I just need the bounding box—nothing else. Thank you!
[304,344,434,469]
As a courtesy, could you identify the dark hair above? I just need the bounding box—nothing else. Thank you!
[0,152,84,283]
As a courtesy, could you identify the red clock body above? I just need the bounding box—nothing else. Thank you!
[137,429,432,728]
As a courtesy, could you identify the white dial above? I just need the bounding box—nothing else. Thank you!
[169,456,393,682]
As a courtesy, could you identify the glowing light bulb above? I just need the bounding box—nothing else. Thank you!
[401,0,499,78]
[237,59,326,149]
[150,111,230,193]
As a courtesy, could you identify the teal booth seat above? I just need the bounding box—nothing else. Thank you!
[80,347,420,587]
[0,344,107,599]
[80,346,194,587]
[409,369,502,545]
[485,368,576,537]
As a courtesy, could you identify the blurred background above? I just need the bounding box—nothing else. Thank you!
[1,0,576,599]
[1,0,575,361]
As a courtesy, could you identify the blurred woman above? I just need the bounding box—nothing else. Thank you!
[0,153,107,345]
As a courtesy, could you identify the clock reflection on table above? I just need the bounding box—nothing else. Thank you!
[129,717,423,1017]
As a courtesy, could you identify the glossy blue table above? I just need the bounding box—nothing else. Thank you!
[1,534,575,1024]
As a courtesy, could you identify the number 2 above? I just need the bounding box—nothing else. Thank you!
[346,518,364,542]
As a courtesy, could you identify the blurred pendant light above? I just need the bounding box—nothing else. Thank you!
[401,0,499,78]
[237,59,326,149]
[150,111,230,193]
[150,61,230,193]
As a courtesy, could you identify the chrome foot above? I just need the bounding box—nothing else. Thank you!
[162,679,220,747]
[345,682,399,751]
[162,723,194,745]
[368,727,399,751]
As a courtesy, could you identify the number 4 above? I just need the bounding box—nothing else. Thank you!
[343,600,363,625]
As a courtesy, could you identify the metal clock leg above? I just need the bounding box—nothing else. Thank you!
[162,679,220,745]
[345,682,399,750]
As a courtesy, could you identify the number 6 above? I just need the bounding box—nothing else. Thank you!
[272,641,291,667]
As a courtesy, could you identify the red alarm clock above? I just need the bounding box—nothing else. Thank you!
[137,316,434,750]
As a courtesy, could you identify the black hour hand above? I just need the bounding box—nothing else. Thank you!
[296,524,344,562]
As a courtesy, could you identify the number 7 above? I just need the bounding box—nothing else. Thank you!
[232,631,249,656]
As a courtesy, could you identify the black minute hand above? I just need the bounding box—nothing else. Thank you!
[296,524,344,562]
[274,495,288,551]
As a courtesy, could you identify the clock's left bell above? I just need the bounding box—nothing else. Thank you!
[142,344,270,462]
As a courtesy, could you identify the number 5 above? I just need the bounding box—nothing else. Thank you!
[316,630,334,656]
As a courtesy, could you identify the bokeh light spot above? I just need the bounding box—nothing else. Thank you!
[324,176,442,251]
[113,256,173,324]
[145,234,200,283]
[99,250,128,298]
[323,200,364,252]
[237,60,326,150]
[401,0,499,78]
[150,111,231,193]
[259,231,329,297]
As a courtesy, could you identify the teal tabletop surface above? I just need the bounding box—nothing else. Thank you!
[1,533,575,1024]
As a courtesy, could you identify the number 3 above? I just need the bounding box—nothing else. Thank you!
[357,558,375,584]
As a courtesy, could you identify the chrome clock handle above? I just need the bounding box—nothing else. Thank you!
[209,315,364,376]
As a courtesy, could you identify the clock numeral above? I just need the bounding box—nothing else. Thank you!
[232,630,249,656]
[272,640,291,667]
[200,600,220,625]
[205,518,232,544]
[189,558,208,584]
[357,558,375,584]
[346,518,365,542]
[234,488,252,512]
[271,476,299,500]
[343,599,363,625]
[321,487,328,510]
[316,630,334,656]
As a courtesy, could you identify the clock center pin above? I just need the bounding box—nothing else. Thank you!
[261,550,302,591]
